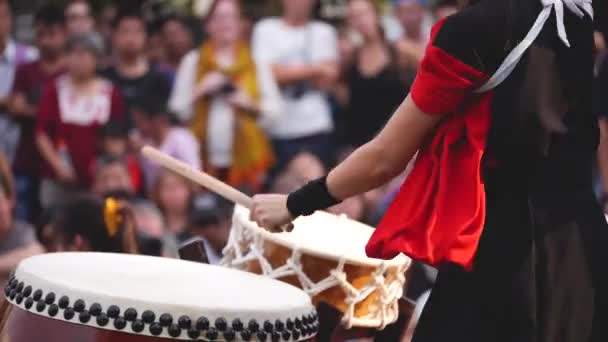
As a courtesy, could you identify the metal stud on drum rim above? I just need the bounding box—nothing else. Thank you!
[1,252,318,341]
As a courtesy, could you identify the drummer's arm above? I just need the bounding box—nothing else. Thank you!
[327,95,439,200]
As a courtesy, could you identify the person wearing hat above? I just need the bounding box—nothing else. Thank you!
[185,192,234,265]
[36,32,125,210]
[251,0,606,341]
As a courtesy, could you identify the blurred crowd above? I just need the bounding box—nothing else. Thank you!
[0,0,607,335]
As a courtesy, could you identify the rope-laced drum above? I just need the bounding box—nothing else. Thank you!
[223,206,412,329]
[0,252,318,341]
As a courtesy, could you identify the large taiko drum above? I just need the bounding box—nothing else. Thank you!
[223,206,412,329]
[0,252,318,341]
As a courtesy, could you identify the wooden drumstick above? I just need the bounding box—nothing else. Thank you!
[141,146,253,208]
[142,146,293,232]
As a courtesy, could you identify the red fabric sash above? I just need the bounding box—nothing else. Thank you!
[365,20,492,270]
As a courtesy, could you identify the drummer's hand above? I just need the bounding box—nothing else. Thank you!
[250,194,294,232]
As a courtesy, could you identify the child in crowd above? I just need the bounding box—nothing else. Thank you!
[91,154,135,197]
[132,98,200,192]
[99,120,143,194]
[40,194,138,254]
[153,170,196,245]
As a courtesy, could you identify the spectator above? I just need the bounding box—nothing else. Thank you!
[393,0,432,83]
[433,0,458,20]
[43,194,138,254]
[0,150,13,203]
[99,120,143,193]
[270,172,307,194]
[102,10,171,125]
[0,160,44,285]
[339,0,409,149]
[595,54,608,209]
[159,15,194,80]
[146,28,166,66]
[252,0,339,170]
[131,200,165,257]
[271,151,366,220]
[132,99,200,191]
[595,1,606,57]
[285,151,326,181]
[36,32,125,210]
[187,192,233,265]
[153,170,195,243]
[64,0,95,35]
[327,195,366,221]
[268,152,324,194]
[97,3,118,48]
[9,4,67,222]
[92,155,135,197]
[169,0,273,191]
[597,32,606,56]
[0,0,38,163]
[100,120,130,157]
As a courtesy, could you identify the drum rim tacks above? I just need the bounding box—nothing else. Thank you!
[3,252,319,341]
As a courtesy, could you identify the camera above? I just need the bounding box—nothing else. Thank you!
[218,82,236,95]
[283,81,314,100]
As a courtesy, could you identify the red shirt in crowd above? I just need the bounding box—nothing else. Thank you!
[36,75,125,188]
[11,61,66,176]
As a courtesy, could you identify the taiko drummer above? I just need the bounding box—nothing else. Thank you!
[250,0,607,341]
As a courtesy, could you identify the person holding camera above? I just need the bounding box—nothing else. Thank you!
[169,0,274,192]
[252,0,339,172]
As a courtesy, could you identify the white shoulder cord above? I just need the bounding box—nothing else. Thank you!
[475,0,594,93]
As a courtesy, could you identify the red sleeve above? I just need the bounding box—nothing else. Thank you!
[109,85,125,120]
[36,82,59,139]
[410,19,488,115]
[368,20,496,270]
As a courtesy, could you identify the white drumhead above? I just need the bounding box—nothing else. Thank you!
[5,252,318,341]
[233,206,409,267]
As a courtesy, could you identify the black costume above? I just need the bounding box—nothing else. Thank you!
[399,1,607,341]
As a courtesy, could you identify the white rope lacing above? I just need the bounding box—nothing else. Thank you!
[476,0,593,93]
[221,217,410,329]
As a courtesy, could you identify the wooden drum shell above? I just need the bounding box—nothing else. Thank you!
[243,238,405,324]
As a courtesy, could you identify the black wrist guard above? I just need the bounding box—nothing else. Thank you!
[287,176,341,217]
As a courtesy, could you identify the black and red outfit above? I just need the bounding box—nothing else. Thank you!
[364,1,607,341]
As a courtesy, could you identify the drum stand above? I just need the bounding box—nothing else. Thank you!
[180,237,417,342]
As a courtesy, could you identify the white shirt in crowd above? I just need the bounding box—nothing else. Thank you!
[169,50,282,168]
[383,13,434,44]
[252,18,338,140]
